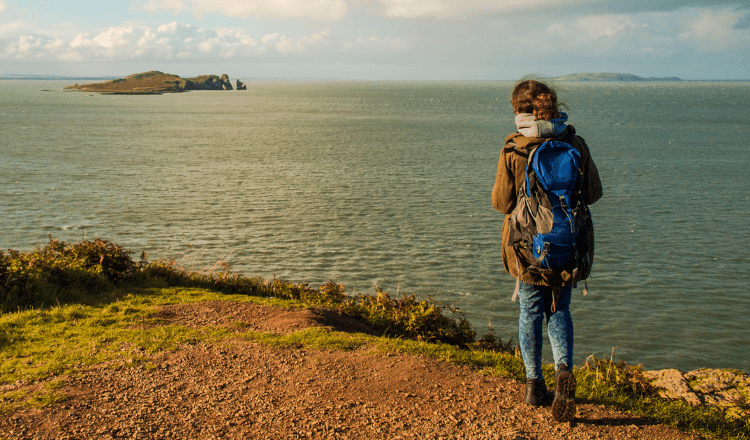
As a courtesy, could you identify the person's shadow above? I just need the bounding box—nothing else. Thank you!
[569,398,659,428]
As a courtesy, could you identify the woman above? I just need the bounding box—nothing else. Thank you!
[492,79,602,423]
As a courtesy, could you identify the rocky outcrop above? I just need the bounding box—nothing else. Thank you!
[644,368,749,419]
[183,73,233,91]
[220,74,233,90]
[236,79,247,90]
[642,369,702,405]
[65,71,239,94]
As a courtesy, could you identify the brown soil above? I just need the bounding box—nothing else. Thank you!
[0,301,702,440]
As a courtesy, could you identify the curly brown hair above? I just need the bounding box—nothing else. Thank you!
[511,79,563,121]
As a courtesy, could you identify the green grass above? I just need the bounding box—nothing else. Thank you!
[2,288,228,383]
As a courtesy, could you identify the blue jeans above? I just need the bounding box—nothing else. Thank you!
[517,281,574,380]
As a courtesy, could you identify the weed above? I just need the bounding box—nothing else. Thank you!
[579,352,657,397]
[471,322,516,354]
[0,237,135,312]
[338,289,475,346]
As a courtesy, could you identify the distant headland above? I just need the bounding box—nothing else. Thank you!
[64,71,248,95]
[550,73,683,82]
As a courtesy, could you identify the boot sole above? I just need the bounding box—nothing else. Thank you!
[552,370,576,423]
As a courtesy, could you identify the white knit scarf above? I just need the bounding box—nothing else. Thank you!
[514,112,568,138]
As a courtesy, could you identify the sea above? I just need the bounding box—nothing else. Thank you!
[1,79,748,373]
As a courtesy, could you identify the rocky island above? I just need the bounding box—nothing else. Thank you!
[64,71,247,94]
[552,73,683,81]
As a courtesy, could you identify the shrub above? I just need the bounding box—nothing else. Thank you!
[578,354,657,398]
[0,237,136,312]
[472,325,516,354]
[338,290,476,346]
[2,238,479,349]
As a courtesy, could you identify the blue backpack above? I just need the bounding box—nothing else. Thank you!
[508,139,592,281]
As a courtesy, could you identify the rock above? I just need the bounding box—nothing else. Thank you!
[684,368,750,411]
[236,79,247,90]
[642,369,701,405]
[643,367,750,419]
[220,74,233,90]
[185,75,224,90]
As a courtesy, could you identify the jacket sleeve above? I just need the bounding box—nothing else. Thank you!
[492,147,516,214]
[577,136,603,205]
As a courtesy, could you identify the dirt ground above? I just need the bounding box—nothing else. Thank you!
[0,301,702,440]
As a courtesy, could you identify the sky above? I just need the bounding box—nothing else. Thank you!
[0,0,748,80]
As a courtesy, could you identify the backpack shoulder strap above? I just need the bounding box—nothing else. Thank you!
[559,126,581,151]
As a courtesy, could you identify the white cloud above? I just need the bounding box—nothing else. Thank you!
[0,20,35,36]
[134,0,583,20]
[0,20,90,44]
[138,0,349,21]
[543,12,649,52]
[140,0,191,15]
[2,34,72,61]
[272,28,330,54]
[540,7,750,56]
[0,0,7,15]
[678,7,750,51]
[0,22,409,62]
[340,35,410,53]
[377,0,573,18]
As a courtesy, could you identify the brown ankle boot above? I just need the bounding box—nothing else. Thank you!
[551,364,576,422]
[524,378,552,406]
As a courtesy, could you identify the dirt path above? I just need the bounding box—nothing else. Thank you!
[1,301,701,440]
